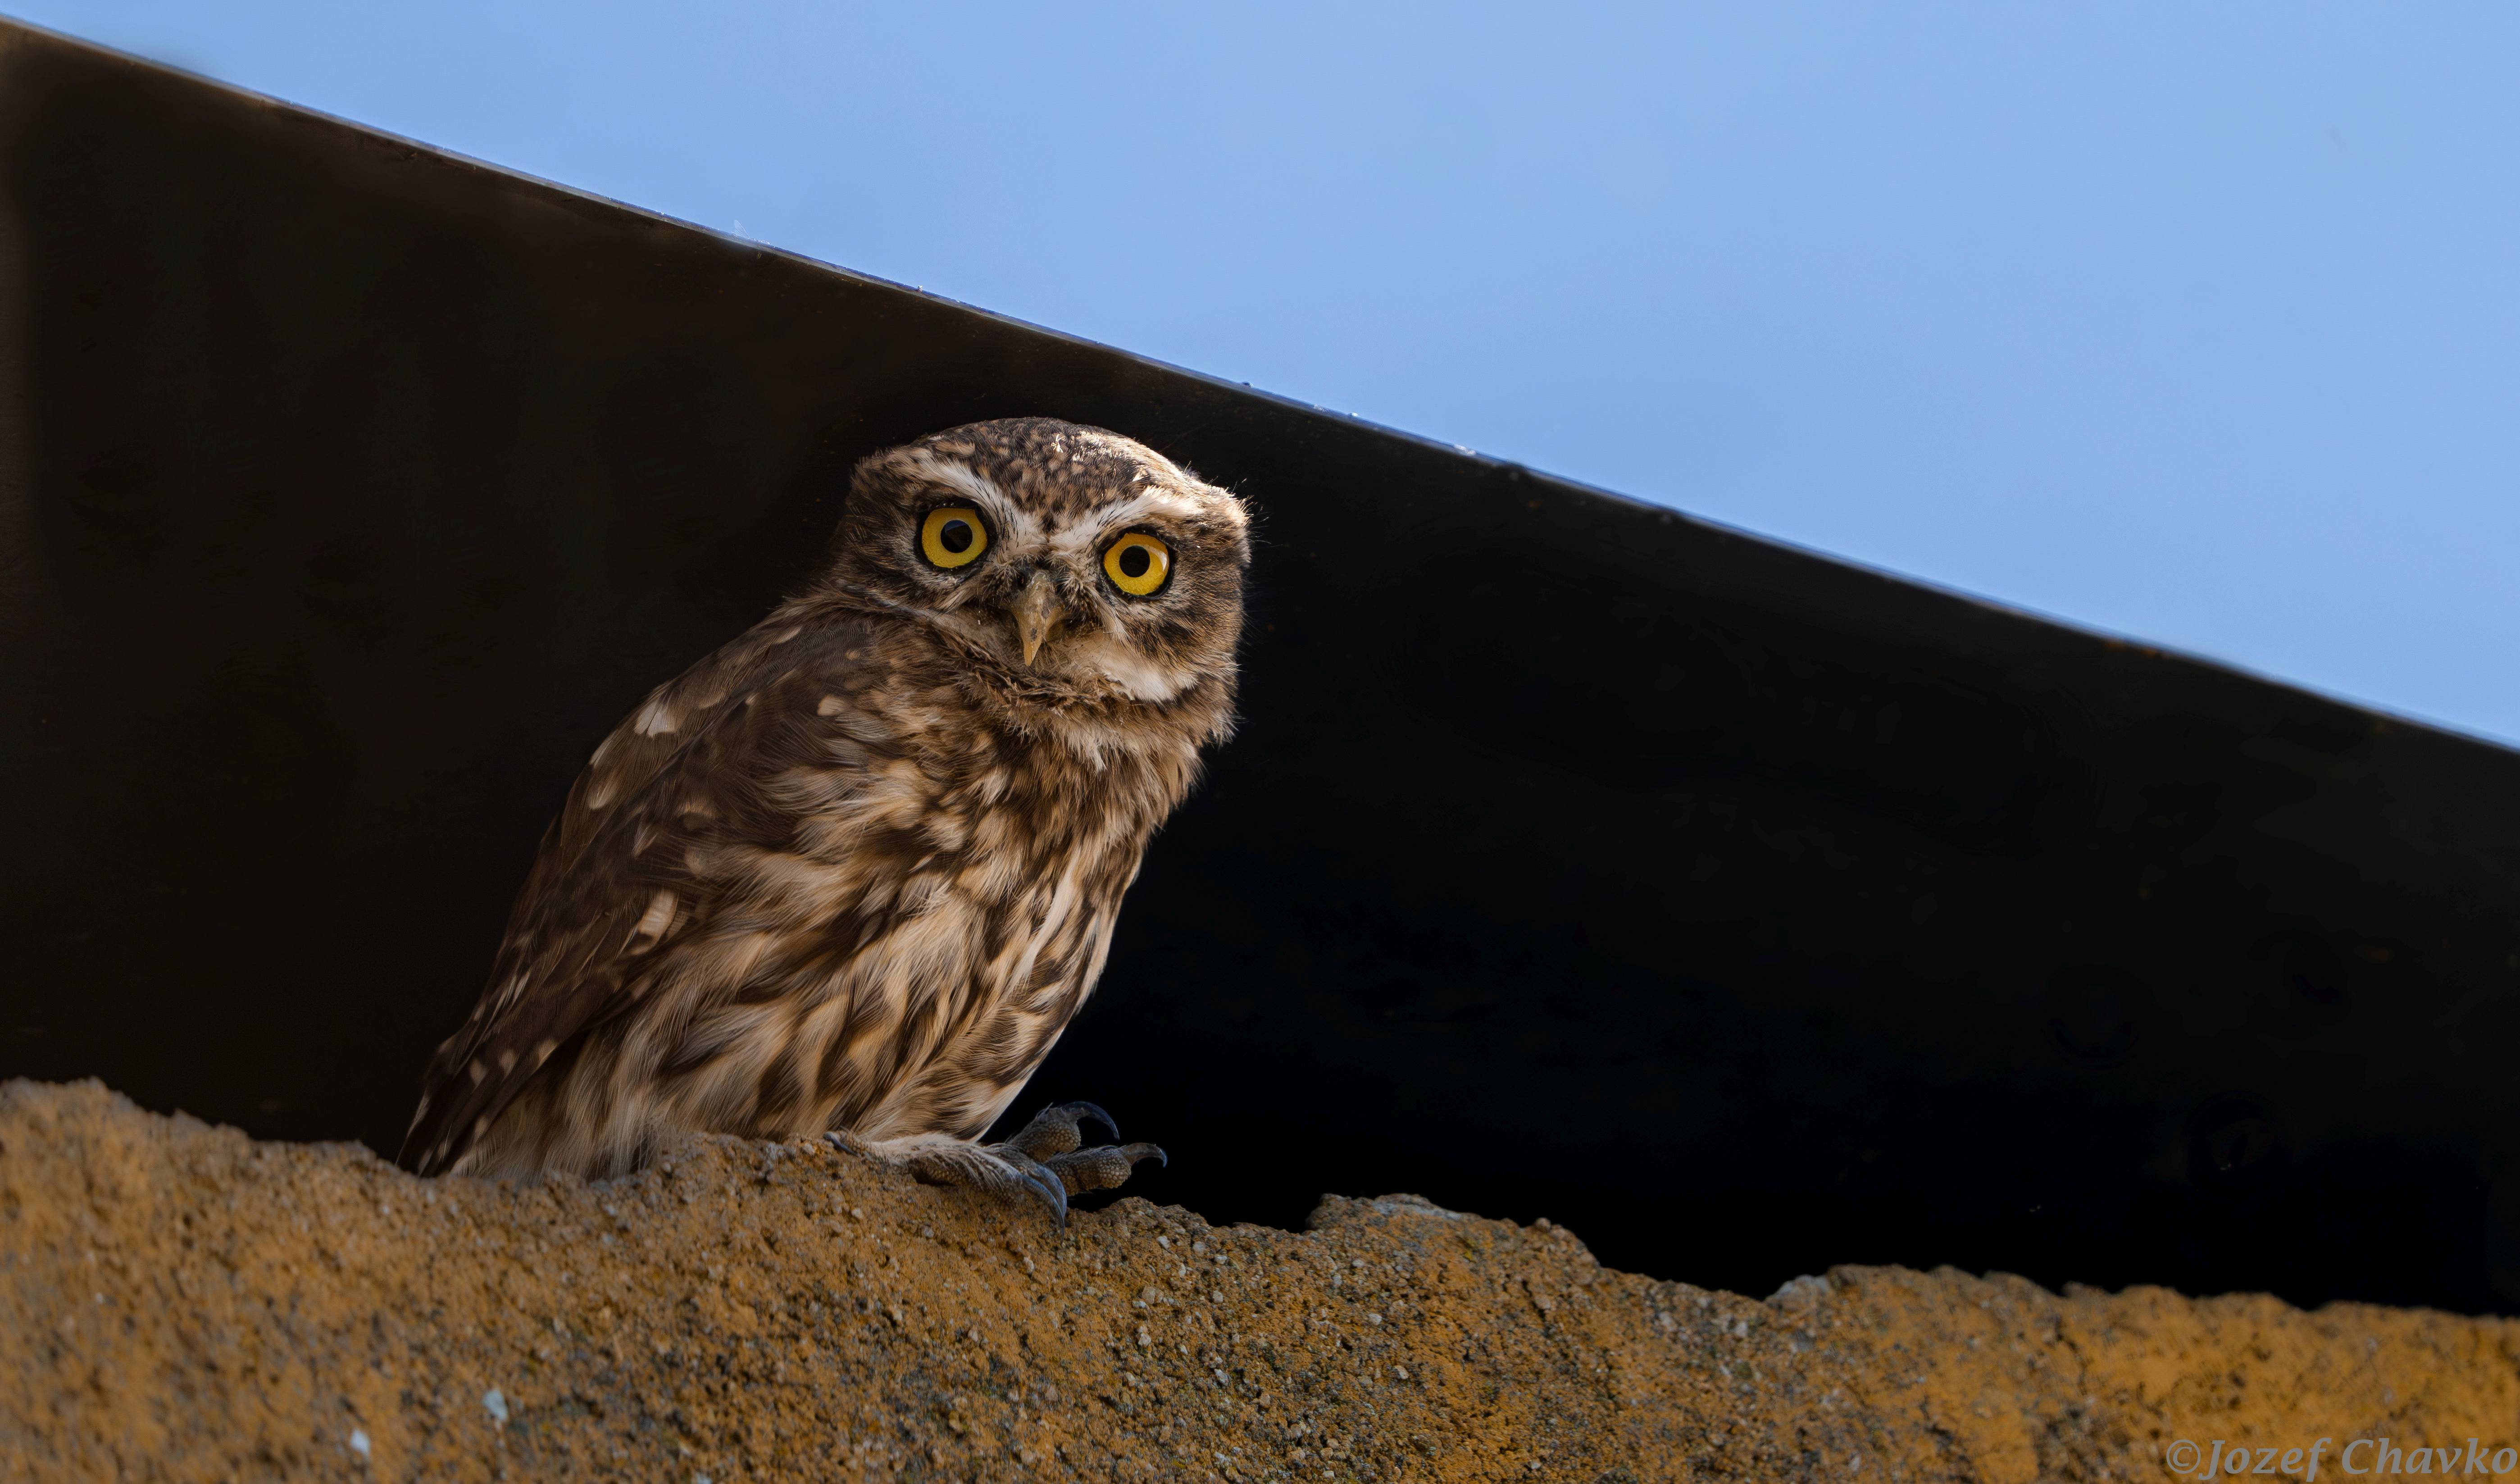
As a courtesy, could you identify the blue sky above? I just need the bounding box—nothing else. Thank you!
[15,3,2520,742]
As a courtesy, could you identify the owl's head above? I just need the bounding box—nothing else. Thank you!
[823,418,1251,719]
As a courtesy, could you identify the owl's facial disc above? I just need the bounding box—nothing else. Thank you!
[833,419,1249,708]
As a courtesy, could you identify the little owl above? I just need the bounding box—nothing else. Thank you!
[403,418,1249,1217]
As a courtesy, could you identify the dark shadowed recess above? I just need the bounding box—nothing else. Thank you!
[2,21,2515,1315]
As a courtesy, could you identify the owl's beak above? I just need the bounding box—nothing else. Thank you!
[1011,569,1065,666]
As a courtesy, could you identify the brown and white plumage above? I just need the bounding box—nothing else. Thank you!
[405,419,1249,1185]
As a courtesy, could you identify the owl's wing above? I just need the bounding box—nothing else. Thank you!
[403,609,863,1174]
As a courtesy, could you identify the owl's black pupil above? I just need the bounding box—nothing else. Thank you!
[1118,545,1152,579]
[937,519,974,554]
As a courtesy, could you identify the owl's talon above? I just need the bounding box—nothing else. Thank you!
[987,1145,1073,1226]
[1041,1140,1165,1197]
[1004,1100,1120,1159]
[991,1102,1162,1202]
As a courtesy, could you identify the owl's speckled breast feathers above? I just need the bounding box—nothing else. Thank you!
[406,420,1248,1183]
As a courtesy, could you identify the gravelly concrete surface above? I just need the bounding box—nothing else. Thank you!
[5,1079,2516,1482]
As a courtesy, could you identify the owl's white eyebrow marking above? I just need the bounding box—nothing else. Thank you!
[900,450,1001,507]
[1046,488,1206,553]
[899,450,1042,548]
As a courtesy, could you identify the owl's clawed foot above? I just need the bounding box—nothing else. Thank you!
[999,1100,1167,1206]
[828,1103,1163,1228]
[826,1130,1070,1220]
[1004,1099,1120,1158]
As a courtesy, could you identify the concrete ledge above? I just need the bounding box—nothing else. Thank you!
[3,1080,2514,1482]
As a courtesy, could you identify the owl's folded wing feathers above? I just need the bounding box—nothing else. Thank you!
[402,613,857,1174]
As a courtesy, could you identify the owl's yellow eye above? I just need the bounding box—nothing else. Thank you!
[1102,533,1172,596]
[920,507,989,569]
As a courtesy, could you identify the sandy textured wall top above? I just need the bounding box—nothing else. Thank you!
[3,1079,2516,1483]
